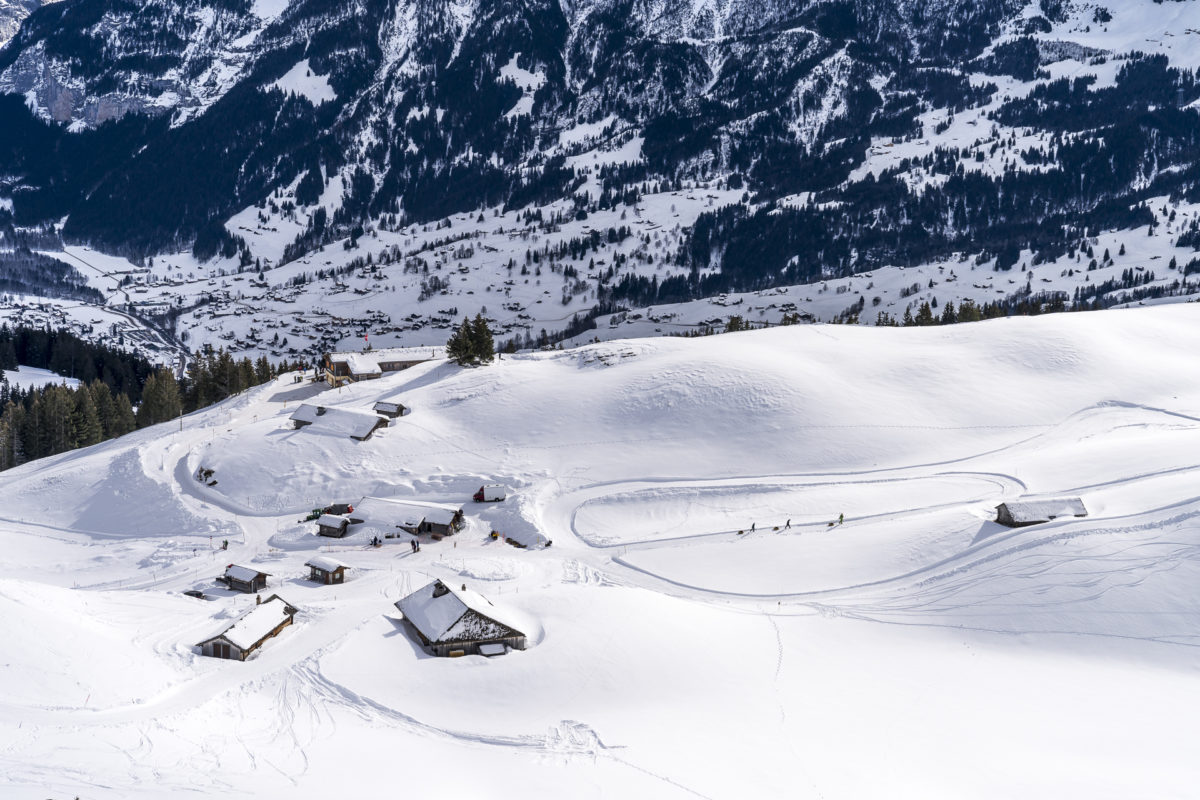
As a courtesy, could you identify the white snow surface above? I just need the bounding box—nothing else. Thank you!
[4,306,1200,797]
[265,59,336,106]
[2,365,80,390]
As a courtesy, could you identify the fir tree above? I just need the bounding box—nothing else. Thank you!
[470,314,495,363]
[112,393,136,437]
[446,318,474,366]
[73,385,103,448]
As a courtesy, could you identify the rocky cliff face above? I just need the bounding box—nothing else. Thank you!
[1,0,1198,316]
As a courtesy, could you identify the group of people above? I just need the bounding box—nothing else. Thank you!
[746,513,844,533]
[409,538,421,554]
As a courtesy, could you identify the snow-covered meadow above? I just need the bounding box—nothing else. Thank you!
[2,304,1200,797]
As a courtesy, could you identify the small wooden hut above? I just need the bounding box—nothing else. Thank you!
[197,595,297,660]
[995,498,1087,528]
[316,514,350,538]
[222,564,269,593]
[305,556,349,585]
[373,400,407,418]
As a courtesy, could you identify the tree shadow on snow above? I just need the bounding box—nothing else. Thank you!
[268,382,333,404]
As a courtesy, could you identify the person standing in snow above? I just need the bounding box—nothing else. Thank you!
[751,522,756,532]
[838,513,844,525]
[785,519,791,529]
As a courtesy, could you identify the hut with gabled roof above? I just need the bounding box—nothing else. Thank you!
[995,498,1087,527]
[196,595,297,660]
[395,580,528,657]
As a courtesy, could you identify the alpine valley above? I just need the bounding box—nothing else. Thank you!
[3,0,1200,359]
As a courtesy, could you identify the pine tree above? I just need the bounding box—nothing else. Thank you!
[446,318,474,366]
[73,385,103,447]
[254,355,272,384]
[470,313,495,363]
[89,380,117,438]
[112,393,136,437]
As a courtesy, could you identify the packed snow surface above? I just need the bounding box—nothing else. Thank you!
[4,305,1200,797]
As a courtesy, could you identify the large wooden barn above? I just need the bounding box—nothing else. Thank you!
[995,498,1088,527]
[323,347,441,387]
[395,580,528,657]
[289,404,389,441]
[196,595,297,660]
[353,497,466,538]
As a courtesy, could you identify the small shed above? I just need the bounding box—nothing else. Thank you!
[222,564,269,593]
[995,498,1088,528]
[395,580,528,657]
[316,514,350,538]
[373,400,407,418]
[305,556,349,585]
[197,594,297,660]
[421,506,465,536]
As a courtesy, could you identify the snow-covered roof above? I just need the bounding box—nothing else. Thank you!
[373,401,404,413]
[396,580,528,644]
[353,496,461,528]
[345,353,382,375]
[316,514,348,529]
[305,556,349,572]
[328,346,441,365]
[290,404,385,439]
[225,565,266,583]
[201,595,296,651]
[999,498,1087,522]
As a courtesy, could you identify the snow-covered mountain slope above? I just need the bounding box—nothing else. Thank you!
[0,0,50,47]
[4,305,1200,797]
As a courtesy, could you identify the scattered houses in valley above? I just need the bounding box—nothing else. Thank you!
[395,579,529,657]
[220,564,269,594]
[197,595,298,660]
[323,346,440,387]
[289,403,389,441]
[995,498,1088,528]
[305,556,350,585]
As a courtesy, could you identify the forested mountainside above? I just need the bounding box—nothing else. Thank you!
[2,0,1200,332]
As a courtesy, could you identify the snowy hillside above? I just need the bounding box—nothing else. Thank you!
[3,305,1200,797]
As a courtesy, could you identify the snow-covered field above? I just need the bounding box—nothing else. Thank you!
[2,364,79,390]
[3,304,1200,798]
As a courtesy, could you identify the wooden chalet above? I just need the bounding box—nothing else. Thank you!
[289,404,389,441]
[221,564,269,593]
[197,595,297,660]
[995,498,1088,528]
[316,514,350,538]
[372,400,407,418]
[395,580,528,657]
[324,347,441,387]
[305,556,349,585]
